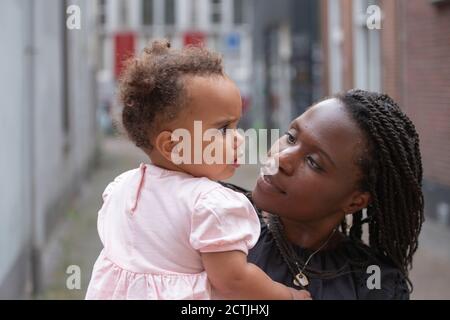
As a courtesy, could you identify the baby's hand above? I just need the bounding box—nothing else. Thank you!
[289,288,312,300]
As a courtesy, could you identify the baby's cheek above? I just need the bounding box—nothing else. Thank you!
[207,136,232,164]
[223,138,237,163]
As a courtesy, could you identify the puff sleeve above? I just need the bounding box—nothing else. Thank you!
[101,171,130,201]
[190,186,261,255]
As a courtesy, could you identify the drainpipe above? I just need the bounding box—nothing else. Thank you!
[25,0,41,297]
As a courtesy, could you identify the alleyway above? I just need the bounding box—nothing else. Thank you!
[41,137,450,300]
[41,136,147,299]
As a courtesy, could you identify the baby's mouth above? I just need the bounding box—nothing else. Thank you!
[232,150,244,166]
[232,156,240,168]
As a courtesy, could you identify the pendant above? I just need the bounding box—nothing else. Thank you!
[293,272,309,287]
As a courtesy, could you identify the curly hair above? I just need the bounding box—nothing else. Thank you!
[336,89,424,288]
[119,39,224,149]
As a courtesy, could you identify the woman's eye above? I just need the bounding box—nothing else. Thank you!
[306,155,322,171]
[285,131,296,144]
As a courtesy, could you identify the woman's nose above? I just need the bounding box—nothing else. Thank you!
[275,146,298,176]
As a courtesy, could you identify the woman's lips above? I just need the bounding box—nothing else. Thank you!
[257,174,286,195]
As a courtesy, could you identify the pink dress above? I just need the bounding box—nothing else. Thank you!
[85,163,260,299]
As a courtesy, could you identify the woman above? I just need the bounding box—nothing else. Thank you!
[223,89,424,299]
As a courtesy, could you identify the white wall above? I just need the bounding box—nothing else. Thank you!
[32,0,65,247]
[0,0,98,297]
[0,0,31,290]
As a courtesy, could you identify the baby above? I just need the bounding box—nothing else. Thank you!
[85,40,310,300]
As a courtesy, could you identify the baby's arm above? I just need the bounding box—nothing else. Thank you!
[201,251,311,300]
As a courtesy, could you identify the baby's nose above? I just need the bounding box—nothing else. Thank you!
[234,130,244,148]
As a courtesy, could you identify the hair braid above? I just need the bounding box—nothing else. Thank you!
[337,89,424,288]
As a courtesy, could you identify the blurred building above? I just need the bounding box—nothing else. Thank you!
[249,0,322,132]
[90,0,450,227]
[320,0,450,228]
[0,0,98,298]
[95,0,254,126]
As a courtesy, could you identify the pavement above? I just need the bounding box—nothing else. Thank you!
[41,136,450,299]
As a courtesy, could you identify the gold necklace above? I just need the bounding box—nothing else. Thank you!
[268,214,338,288]
[292,228,337,287]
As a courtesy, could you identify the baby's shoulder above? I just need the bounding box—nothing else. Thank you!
[190,177,222,193]
[109,167,142,187]
[193,179,254,210]
[102,167,141,200]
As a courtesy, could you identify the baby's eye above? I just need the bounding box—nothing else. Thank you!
[219,125,228,135]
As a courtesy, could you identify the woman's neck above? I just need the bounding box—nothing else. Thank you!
[278,215,343,251]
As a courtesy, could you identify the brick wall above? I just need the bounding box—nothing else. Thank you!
[341,0,354,91]
[399,0,450,187]
[320,0,330,95]
[322,0,450,188]
[380,0,402,103]
[320,0,450,224]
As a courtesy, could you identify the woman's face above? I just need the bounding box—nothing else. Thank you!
[252,98,368,223]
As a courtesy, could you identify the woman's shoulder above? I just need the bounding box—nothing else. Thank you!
[251,225,410,300]
[351,263,410,300]
[350,245,410,300]
[323,237,410,300]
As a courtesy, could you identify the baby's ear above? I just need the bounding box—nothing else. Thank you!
[154,131,175,161]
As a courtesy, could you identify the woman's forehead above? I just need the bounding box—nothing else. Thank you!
[297,98,357,136]
[295,98,365,164]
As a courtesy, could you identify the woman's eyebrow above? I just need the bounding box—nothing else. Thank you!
[293,121,337,169]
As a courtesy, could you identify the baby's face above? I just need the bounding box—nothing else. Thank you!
[169,75,244,180]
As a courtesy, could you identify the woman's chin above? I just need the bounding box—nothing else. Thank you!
[252,181,280,213]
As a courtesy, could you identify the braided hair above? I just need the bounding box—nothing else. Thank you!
[336,89,424,285]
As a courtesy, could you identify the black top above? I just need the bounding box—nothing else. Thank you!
[220,182,410,300]
[248,220,410,300]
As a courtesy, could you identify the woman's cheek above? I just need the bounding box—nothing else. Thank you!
[289,169,318,201]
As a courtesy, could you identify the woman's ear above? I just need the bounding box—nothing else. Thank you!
[344,191,371,215]
[154,131,175,162]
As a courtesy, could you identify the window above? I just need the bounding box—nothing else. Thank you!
[328,0,343,94]
[98,0,107,25]
[353,0,381,91]
[119,0,128,26]
[142,0,154,25]
[233,0,244,25]
[165,0,175,25]
[211,0,222,24]
[62,1,71,154]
